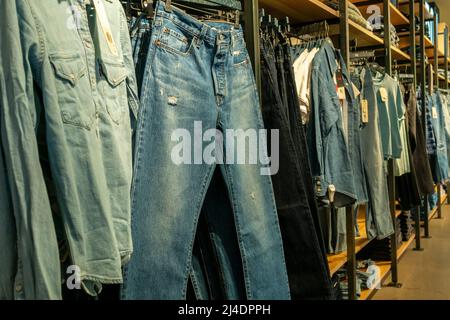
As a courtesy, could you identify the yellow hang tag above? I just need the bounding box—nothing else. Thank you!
[432,107,438,119]
[361,99,369,123]
[338,87,346,100]
[379,87,388,102]
[92,0,118,56]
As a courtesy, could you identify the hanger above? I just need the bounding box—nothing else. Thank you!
[124,0,241,25]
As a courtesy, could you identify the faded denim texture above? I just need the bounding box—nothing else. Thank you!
[0,0,138,298]
[309,40,357,207]
[121,1,290,300]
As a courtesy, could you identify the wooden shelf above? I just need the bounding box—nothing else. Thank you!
[398,33,433,49]
[428,193,447,220]
[359,261,391,300]
[329,20,385,48]
[398,0,434,20]
[327,215,373,276]
[397,234,416,260]
[392,46,411,61]
[259,0,338,23]
[352,1,409,26]
[429,56,450,67]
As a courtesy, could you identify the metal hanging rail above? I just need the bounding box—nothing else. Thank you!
[410,0,424,252]
[383,0,402,289]
[419,0,432,239]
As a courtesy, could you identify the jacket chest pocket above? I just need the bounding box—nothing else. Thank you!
[99,58,128,125]
[49,53,95,130]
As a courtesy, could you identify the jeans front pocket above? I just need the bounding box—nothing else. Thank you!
[100,58,129,125]
[49,52,95,130]
[156,24,196,57]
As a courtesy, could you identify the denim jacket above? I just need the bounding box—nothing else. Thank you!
[0,0,138,298]
[308,39,358,207]
[431,92,449,182]
[0,113,16,300]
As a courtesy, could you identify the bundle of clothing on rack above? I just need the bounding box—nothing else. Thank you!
[0,0,301,301]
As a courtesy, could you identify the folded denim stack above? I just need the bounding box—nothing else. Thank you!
[335,268,362,300]
[372,17,400,48]
[323,0,373,32]
[399,212,415,241]
[357,228,402,262]
[396,218,403,246]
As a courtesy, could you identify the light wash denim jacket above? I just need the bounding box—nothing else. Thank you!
[0,0,138,299]
[308,39,358,207]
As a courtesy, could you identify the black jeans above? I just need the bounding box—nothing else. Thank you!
[260,37,332,300]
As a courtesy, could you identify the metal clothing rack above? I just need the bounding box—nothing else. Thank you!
[242,0,448,300]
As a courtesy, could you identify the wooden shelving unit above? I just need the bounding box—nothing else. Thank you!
[397,234,416,260]
[259,0,338,23]
[352,0,409,26]
[429,194,448,220]
[398,33,432,48]
[398,0,434,20]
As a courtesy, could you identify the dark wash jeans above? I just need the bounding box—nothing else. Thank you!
[260,37,333,300]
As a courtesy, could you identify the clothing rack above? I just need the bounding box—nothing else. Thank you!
[244,0,449,300]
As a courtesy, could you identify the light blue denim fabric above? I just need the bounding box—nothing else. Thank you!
[0,102,17,299]
[340,56,368,204]
[1,0,139,298]
[309,39,357,207]
[441,95,450,174]
[0,0,61,299]
[352,68,393,240]
[431,92,449,182]
[371,71,403,160]
[122,1,290,300]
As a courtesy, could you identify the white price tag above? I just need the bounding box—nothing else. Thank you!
[379,87,388,102]
[432,107,438,119]
[338,87,346,100]
[361,99,369,123]
[92,0,118,56]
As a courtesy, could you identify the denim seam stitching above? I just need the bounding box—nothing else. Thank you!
[181,164,216,299]
[220,164,254,299]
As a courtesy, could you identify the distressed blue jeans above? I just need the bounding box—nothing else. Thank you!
[122,1,290,300]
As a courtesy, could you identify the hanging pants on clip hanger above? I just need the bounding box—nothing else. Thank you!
[122,1,290,300]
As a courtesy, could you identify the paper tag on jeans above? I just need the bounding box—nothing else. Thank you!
[338,86,346,100]
[361,99,369,123]
[432,107,438,119]
[92,0,119,56]
[379,87,388,102]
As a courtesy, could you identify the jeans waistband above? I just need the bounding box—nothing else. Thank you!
[154,0,244,47]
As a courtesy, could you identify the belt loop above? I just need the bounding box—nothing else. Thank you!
[230,32,235,54]
[196,24,208,48]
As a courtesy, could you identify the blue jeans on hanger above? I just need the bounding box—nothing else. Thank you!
[121,1,290,300]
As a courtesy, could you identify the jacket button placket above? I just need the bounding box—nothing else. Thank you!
[77,2,100,126]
